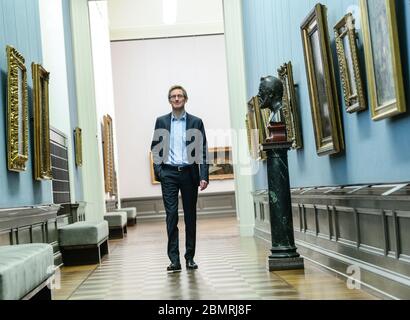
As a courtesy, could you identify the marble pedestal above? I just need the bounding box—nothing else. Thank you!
[262,141,304,271]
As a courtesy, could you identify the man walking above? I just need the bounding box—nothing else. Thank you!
[151,85,209,272]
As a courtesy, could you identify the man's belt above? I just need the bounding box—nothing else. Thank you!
[163,164,193,172]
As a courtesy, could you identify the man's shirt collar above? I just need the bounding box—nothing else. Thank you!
[171,111,186,121]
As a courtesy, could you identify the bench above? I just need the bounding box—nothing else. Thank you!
[0,243,54,300]
[58,220,109,266]
[104,211,127,239]
[114,207,137,226]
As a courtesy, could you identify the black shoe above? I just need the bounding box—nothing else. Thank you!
[186,259,198,270]
[167,262,181,272]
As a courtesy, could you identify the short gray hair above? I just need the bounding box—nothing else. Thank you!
[168,85,188,100]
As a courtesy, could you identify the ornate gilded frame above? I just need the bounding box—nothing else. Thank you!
[247,97,266,160]
[360,0,405,120]
[6,45,29,171]
[103,115,115,193]
[149,152,160,185]
[74,127,83,167]
[246,98,260,160]
[245,118,252,156]
[208,147,234,180]
[278,62,303,149]
[334,13,366,113]
[301,4,344,156]
[32,63,52,180]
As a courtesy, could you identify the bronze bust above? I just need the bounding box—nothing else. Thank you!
[257,75,287,143]
[258,75,284,123]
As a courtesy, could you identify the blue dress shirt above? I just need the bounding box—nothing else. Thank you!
[166,112,189,166]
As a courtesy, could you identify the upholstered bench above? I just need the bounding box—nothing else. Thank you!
[0,243,54,300]
[58,220,109,266]
[114,207,137,226]
[104,211,127,239]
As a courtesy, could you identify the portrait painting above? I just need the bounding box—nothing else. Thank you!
[301,4,344,156]
[360,0,405,120]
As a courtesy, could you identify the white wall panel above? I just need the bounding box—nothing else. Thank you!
[111,34,234,198]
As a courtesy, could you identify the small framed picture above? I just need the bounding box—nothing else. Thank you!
[208,147,234,180]
[74,127,83,167]
[278,61,303,149]
[334,13,366,113]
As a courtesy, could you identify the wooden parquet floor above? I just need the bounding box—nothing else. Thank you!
[52,216,377,300]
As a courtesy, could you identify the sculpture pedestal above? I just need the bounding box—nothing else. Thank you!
[262,141,304,271]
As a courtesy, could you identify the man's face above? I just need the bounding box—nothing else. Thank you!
[169,89,186,110]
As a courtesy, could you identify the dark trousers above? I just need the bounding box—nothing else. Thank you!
[160,166,198,264]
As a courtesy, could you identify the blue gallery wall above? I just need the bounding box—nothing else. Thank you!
[62,0,83,202]
[0,0,53,207]
[242,0,410,189]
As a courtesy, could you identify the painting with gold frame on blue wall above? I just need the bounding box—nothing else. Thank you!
[301,3,344,156]
[360,0,406,120]
[6,45,29,172]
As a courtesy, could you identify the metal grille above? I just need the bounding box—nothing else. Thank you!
[50,128,71,215]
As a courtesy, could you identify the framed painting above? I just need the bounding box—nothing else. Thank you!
[103,115,115,193]
[278,61,303,149]
[74,127,83,167]
[252,96,268,146]
[208,147,234,180]
[149,152,160,184]
[334,13,366,113]
[6,45,28,171]
[301,4,344,156]
[32,63,52,180]
[245,118,252,156]
[360,0,405,120]
[246,98,260,160]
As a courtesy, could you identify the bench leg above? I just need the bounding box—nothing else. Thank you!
[31,285,52,300]
[22,278,52,300]
[109,226,126,239]
[127,217,137,226]
[100,239,109,257]
[61,246,102,265]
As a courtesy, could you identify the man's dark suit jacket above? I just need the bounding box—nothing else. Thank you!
[150,112,209,186]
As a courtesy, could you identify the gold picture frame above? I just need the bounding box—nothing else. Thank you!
[103,115,115,193]
[32,63,52,180]
[334,13,366,113]
[301,4,344,156]
[247,97,266,160]
[360,0,406,120]
[278,62,303,149]
[6,45,28,172]
[208,147,234,180]
[74,127,83,167]
[149,152,160,185]
[246,98,260,160]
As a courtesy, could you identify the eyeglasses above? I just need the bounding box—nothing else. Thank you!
[169,94,185,100]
